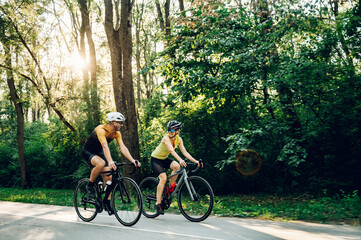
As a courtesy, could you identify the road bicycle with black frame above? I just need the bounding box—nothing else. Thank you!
[139,159,214,222]
[74,161,142,226]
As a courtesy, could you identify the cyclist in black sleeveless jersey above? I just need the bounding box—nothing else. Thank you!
[82,112,141,214]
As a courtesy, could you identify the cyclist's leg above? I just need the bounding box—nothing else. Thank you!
[156,172,167,205]
[102,169,114,215]
[82,149,103,200]
[84,156,105,200]
[91,155,114,214]
[95,152,112,200]
[169,161,180,184]
[150,157,167,205]
[155,172,166,215]
[89,156,106,182]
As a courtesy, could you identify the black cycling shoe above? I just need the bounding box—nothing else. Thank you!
[86,182,96,201]
[104,200,115,215]
[154,204,164,215]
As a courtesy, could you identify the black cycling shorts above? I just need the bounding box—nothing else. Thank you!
[82,147,108,168]
[150,156,174,175]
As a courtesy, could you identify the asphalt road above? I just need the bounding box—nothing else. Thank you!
[0,201,360,240]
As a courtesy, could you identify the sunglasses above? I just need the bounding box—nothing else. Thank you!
[168,128,175,133]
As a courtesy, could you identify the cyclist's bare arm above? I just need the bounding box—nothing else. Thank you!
[116,132,141,167]
[178,137,201,167]
[163,136,186,167]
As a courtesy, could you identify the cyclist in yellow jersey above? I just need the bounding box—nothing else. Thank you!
[150,120,202,215]
[82,112,141,214]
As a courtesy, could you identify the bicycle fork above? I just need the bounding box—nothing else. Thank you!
[116,179,131,204]
[181,173,198,201]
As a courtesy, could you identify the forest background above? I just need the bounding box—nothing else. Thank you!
[0,0,360,206]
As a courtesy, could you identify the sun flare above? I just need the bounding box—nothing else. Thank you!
[67,52,86,69]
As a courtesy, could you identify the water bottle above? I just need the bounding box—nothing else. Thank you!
[104,180,112,194]
[98,181,103,192]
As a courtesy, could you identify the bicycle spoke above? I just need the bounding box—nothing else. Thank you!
[74,178,98,222]
[178,176,214,222]
[139,177,160,218]
[112,177,142,226]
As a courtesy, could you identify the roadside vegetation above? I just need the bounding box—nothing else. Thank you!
[1,187,359,226]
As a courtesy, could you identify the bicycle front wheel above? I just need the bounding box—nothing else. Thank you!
[139,177,160,218]
[74,178,98,222]
[178,176,214,222]
[112,177,143,226]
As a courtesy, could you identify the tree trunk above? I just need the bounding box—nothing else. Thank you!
[155,0,171,46]
[79,0,100,125]
[3,42,32,189]
[135,3,144,108]
[155,0,165,32]
[104,0,140,181]
[164,0,171,38]
[178,0,184,12]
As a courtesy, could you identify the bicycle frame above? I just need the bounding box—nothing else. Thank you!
[100,167,132,205]
[79,162,136,210]
[140,160,213,222]
[168,168,196,201]
[143,166,196,208]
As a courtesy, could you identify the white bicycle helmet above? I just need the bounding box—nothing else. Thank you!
[106,112,125,122]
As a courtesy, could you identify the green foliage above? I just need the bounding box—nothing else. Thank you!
[277,139,307,177]
[0,119,83,189]
[153,1,361,194]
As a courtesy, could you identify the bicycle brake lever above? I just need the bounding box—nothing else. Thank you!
[191,160,202,174]
[128,160,139,174]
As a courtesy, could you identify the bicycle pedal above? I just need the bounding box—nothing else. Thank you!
[97,207,103,213]
[106,209,114,215]
[85,198,97,205]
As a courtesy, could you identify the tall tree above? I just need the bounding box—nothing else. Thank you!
[104,0,140,180]
[0,17,32,189]
[134,2,144,108]
[78,0,100,125]
[63,0,100,126]
[178,0,184,12]
[155,0,171,45]
[0,3,76,132]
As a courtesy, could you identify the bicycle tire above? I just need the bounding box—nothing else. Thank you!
[139,177,160,218]
[74,178,98,222]
[178,176,214,222]
[112,177,143,226]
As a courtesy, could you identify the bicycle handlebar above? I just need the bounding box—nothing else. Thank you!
[105,161,140,176]
[177,159,203,174]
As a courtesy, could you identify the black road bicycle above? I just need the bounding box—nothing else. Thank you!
[74,162,143,226]
[139,160,214,222]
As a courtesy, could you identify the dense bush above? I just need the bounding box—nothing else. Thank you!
[0,119,83,189]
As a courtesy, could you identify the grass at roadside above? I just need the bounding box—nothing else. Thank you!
[213,193,361,226]
[0,187,74,207]
[0,187,360,226]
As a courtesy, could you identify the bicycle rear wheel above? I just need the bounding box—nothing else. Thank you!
[139,177,160,218]
[112,177,142,226]
[74,178,98,222]
[178,176,214,222]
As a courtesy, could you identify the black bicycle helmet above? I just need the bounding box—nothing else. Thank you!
[167,120,182,130]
